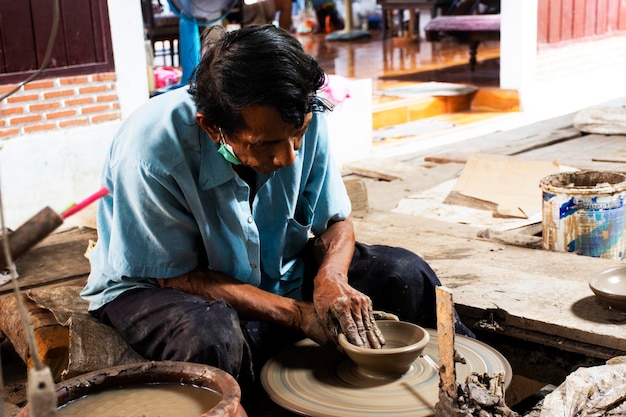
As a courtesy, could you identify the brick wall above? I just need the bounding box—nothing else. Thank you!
[0,72,121,139]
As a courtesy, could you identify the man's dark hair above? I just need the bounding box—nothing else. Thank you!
[189,25,332,134]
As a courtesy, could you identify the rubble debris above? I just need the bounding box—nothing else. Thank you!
[436,371,520,417]
[538,362,626,417]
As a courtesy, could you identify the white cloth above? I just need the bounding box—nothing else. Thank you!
[540,363,626,417]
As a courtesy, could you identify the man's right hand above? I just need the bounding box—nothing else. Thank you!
[297,301,340,348]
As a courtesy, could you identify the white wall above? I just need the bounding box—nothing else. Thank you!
[530,35,626,117]
[108,0,151,118]
[499,0,537,112]
[0,1,147,230]
[500,0,626,119]
[0,122,119,230]
[325,78,373,168]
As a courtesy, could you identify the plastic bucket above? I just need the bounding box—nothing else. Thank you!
[540,171,626,260]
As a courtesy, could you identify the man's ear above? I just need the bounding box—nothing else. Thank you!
[195,112,219,143]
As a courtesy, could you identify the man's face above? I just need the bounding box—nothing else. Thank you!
[221,106,312,175]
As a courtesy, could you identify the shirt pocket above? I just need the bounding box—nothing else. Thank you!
[283,217,312,261]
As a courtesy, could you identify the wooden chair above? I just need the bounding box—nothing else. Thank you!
[432,0,454,16]
[378,0,439,39]
[443,0,500,15]
[141,0,180,67]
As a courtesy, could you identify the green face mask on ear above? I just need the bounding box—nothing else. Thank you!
[218,128,243,165]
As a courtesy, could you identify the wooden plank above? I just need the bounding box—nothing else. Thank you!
[591,147,626,163]
[0,1,37,73]
[424,152,471,164]
[0,228,96,296]
[423,116,626,170]
[424,127,581,164]
[585,0,598,36]
[516,133,626,171]
[548,0,562,43]
[343,158,427,181]
[561,0,574,40]
[353,210,626,359]
[31,0,68,68]
[619,0,626,29]
[419,112,579,164]
[572,0,587,38]
[596,0,609,34]
[343,178,369,218]
[607,0,620,30]
[435,286,457,398]
[537,0,551,43]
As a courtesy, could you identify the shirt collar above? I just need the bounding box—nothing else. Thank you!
[198,131,238,190]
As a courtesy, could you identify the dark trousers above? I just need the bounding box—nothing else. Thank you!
[97,242,474,389]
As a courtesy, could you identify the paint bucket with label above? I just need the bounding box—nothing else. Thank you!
[540,171,626,260]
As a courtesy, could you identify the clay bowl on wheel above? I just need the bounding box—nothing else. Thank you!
[589,265,626,311]
[338,320,430,378]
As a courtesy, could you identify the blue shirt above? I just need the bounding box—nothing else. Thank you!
[81,87,351,311]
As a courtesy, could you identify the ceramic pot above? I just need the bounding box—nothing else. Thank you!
[18,361,247,417]
[338,320,430,377]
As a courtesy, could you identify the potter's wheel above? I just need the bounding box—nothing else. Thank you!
[261,329,511,417]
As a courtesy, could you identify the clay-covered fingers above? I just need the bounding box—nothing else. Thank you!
[366,311,385,348]
[355,299,385,348]
[354,311,370,348]
[333,299,385,349]
[331,298,362,346]
[353,307,380,349]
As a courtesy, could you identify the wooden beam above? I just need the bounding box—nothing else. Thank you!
[436,285,457,399]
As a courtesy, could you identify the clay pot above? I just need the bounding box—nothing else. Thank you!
[18,361,247,417]
[338,320,430,377]
[590,265,626,311]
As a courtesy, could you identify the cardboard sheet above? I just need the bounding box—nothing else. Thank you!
[392,178,542,231]
[446,153,560,218]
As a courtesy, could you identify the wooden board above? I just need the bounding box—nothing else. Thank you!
[422,113,581,164]
[518,134,626,171]
[343,158,428,181]
[0,227,96,296]
[592,147,626,163]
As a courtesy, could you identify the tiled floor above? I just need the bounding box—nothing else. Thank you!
[296,31,500,90]
[153,31,501,89]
